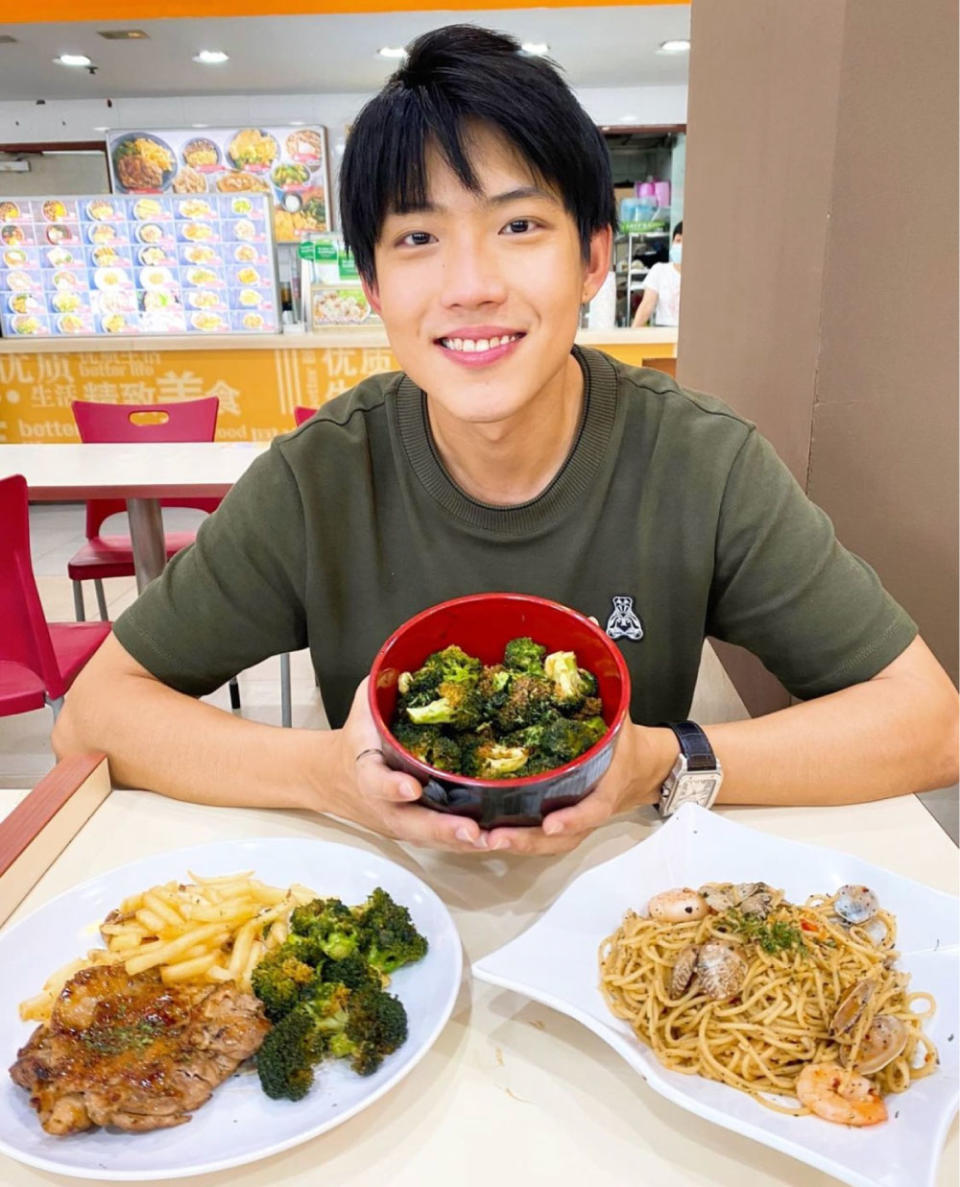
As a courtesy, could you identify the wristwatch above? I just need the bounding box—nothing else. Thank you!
[658,721,723,818]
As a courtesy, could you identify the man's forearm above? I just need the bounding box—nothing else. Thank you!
[705,646,958,806]
[53,665,335,814]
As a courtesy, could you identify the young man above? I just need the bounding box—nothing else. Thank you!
[54,26,957,856]
[632,221,682,327]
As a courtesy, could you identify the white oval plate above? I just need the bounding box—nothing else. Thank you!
[1,838,462,1180]
[472,804,958,1187]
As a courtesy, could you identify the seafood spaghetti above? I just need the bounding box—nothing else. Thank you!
[598,882,938,1125]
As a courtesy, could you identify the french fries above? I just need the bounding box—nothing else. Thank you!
[18,872,317,1023]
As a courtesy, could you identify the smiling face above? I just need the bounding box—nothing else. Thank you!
[364,126,611,430]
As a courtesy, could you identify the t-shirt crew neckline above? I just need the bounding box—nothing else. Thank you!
[393,345,619,534]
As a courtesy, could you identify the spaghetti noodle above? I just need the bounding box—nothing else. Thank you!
[598,883,937,1123]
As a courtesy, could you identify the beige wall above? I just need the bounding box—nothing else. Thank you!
[680,0,958,712]
[0,151,109,196]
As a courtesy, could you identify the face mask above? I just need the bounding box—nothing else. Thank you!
[670,243,683,265]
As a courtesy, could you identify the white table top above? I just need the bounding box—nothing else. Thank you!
[0,787,956,1187]
[0,441,269,501]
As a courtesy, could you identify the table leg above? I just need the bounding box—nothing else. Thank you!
[126,497,166,593]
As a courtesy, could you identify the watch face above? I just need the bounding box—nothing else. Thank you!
[674,772,721,808]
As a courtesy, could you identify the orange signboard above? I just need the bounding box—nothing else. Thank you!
[0,345,397,442]
[24,0,682,22]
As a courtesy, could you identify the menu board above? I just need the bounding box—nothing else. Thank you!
[106,126,331,245]
[0,192,279,338]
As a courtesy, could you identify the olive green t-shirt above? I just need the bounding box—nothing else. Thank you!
[114,347,916,728]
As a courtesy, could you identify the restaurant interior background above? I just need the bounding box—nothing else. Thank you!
[0,0,956,837]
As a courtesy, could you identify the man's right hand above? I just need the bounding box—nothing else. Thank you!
[322,678,491,853]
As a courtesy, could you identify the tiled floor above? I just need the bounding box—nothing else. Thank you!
[3,504,957,845]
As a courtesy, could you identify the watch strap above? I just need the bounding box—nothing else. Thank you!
[661,720,717,771]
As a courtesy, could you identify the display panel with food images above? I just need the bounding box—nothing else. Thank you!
[106,125,330,243]
[0,190,279,337]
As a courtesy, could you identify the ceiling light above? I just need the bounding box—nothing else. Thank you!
[521,42,550,56]
[657,39,691,54]
[378,46,406,59]
[55,53,93,67]
[193,49,229,65]
[93,125,110,132]
[98,29,148,40]
[289,120,306,126]
[191,123,210,128]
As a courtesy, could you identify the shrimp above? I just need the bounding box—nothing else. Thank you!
[647,888,709,923]
[795,1062,887,1126]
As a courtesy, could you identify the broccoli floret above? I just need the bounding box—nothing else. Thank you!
[255,1004,320,1100]
[355,887,429,974]
[321,952,384,990]
[462,738,532,779]
[543,650,598,711]
[503,636,547,675]
[477,663,513,719]
[391,721,462,773]
[326,983,408,1076]
[405,678,483,731]
[398,644,483,701]
[250,950,316,1022]
[571,695,603,720]
[494,673,555,731]
[290,897,361,960]
[541,714,607,764]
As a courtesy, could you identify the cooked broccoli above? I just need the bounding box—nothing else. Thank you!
[503,636,547,675]
[321,952,384,990]
[541,714,607,763]
[290,896,361,960]
[326,983,409,1076]
[250,950,316,1022]
[255,1001,322,1100]
[389,637,604,779]
[544,650,598,711]
[477,663,513,719]
[398,644,483,702]
[405,678,483,731]
[392,721,462,772]
[494,673,555,731]
[258,978,408,1096]
[462,738,532,779]
[355,887,429,974]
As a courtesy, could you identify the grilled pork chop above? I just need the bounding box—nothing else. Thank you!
[10,963,270,1134]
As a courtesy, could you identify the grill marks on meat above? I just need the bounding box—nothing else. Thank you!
[10,964,269,1134]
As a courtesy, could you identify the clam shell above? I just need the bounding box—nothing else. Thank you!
[856,1015,908,1074]
[831,977,877,1036]
[669,945,700,998]
[834,884,879,925]
[696,941,748,1000]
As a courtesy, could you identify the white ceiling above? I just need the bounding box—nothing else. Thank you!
[0,6,690,101]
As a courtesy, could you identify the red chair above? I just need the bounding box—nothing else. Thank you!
[68,397,220,622]
[0,475,111,720]
[294,406,317,427]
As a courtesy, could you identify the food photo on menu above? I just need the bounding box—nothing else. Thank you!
[0,190,280,337]
[106,124,331,244]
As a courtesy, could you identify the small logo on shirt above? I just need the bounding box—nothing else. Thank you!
[605,595,644,641]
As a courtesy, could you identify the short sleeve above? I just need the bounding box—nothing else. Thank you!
[113,442,308,696]
[706,428,917,698]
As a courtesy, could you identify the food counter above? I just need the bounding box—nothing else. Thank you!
[0,327,677,443]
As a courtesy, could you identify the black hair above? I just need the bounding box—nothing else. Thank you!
[339,24,617,282]
[673,220,683,238]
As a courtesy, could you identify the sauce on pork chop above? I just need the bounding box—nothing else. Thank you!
[10,963,269,1134]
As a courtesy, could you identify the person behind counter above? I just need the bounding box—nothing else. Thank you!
[632,222,682,327]
[54,26,958,857]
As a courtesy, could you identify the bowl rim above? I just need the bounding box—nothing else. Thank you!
[367,593,632,789]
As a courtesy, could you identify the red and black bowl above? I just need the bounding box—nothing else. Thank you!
[368,593,631,829]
